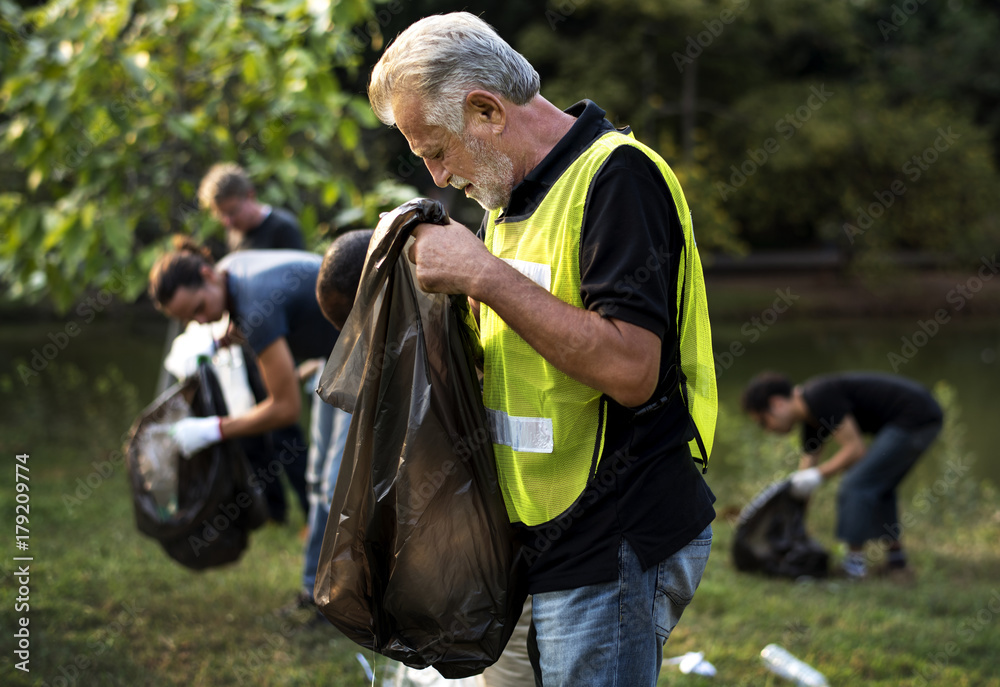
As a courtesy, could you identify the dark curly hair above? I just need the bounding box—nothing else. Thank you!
[316,229,374,328]
[741,371,793,414]
[148,236,215,308]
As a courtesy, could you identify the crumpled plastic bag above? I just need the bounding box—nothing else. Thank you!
[125,362,268,570]
[315,198,527,679]
[134,393,190,518]
[166,320,257,417]
[389,664,486,687]
[731,479,829,579]
[163,323,217,381]
[663,651,718,676]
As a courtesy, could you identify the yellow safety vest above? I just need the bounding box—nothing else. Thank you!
[482,130,717,526]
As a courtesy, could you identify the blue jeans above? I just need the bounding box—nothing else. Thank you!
[529,525,712,686]
[302,368,351,597]
[836,422,941,547]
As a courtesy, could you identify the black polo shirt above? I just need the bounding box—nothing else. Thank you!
[228,207,305,252]
[801,372,943,453]
[482,100,716,593]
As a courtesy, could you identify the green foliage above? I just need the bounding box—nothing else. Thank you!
[514,0,1000,263]
[0,0,401,311]
[712,82,1000,260]
[3,0,1000,310]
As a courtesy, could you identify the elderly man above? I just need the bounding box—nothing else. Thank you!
[369,13,717,686]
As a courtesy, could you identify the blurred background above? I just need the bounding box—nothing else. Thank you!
[1,1,998,685]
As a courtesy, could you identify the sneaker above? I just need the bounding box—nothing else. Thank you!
[833,565,868,581]
[839,554,868,580]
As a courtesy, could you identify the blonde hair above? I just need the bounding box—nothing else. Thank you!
[197,162,254,210]
[368,12,539,134]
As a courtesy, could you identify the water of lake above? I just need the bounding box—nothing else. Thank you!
[2,312,997,489]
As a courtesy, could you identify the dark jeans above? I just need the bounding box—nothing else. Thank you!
[836,422,941,547]
[240,424,309,523]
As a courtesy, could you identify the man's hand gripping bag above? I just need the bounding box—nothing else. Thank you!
[315,199,527,679]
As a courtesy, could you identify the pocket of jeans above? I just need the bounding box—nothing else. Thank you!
[653,527,712,639]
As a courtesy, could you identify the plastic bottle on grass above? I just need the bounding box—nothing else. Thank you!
[760,644,828,686]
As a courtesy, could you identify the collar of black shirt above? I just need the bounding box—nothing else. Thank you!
[502,99,618,219]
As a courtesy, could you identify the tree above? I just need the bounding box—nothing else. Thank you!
[710,82,1000,261]
[514,0,1000,261]
[0,0,400,311]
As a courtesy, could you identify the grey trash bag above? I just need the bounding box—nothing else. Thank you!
[315,198,527,679]
[732,479,829,579]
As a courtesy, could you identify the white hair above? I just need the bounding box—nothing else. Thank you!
[368,12,540,133]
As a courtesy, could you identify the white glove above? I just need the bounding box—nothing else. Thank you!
[164,325,218,381]
[789,467,823,499]
[170,416,223,458]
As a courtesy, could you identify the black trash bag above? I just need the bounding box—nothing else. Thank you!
[732,479,829,579]
[315,198,527,679]
[126,362,269,570]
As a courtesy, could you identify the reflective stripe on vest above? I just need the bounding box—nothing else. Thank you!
[482,130,717,526]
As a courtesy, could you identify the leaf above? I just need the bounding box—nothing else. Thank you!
[299,203,317,233]
[336,117,359,150]
[104,214,134,261]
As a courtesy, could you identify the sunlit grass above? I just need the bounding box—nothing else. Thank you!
[1,363,997,686]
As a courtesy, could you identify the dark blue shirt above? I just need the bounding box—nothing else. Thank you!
[217,250,338,362]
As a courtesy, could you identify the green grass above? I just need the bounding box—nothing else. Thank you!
[1,363,998,686]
